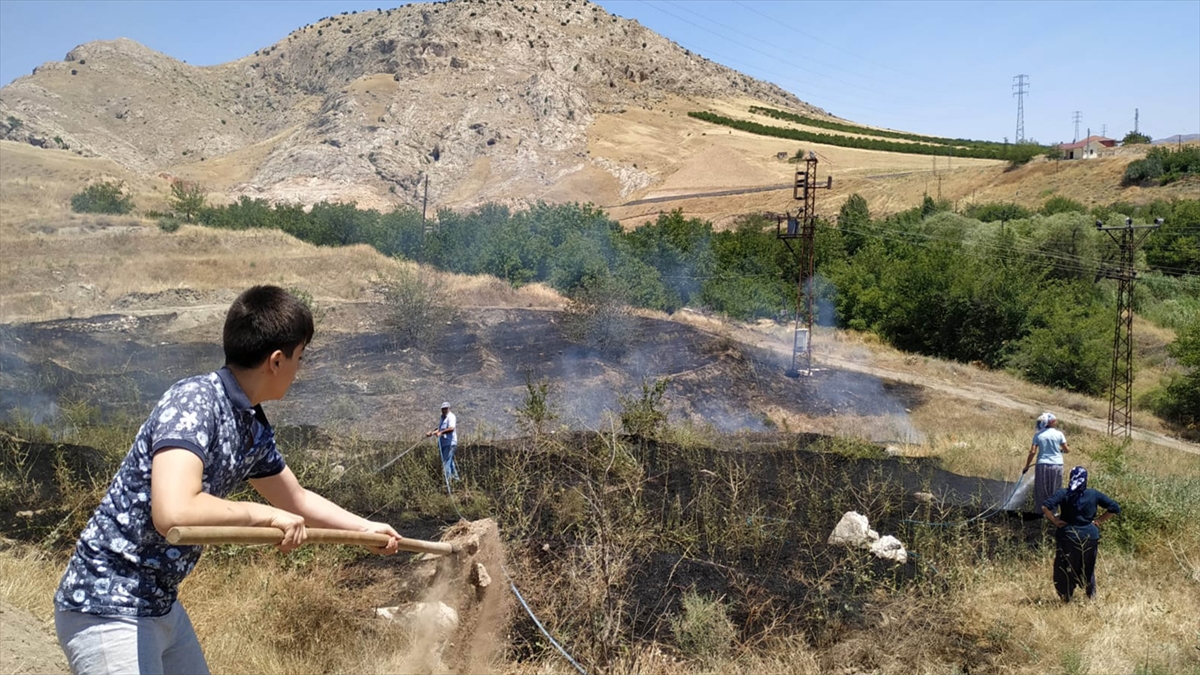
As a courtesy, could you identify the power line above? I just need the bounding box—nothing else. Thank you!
[640,1,923,107]
[636,0,981,121]
[662,0,934,101]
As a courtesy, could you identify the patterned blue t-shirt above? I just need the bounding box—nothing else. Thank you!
[54,367,286,617]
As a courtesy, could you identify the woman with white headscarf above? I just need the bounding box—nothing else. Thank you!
[1023,412,1069,512]
[1042,466,1120,601]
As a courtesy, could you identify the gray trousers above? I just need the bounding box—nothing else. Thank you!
[55,602,209,675]
[1035,463,1064,512]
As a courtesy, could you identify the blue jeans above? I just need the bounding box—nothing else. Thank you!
[440,443,459,481]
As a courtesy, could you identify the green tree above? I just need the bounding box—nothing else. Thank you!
[1147,317,1200,430]
[837,193,872,256]
[1006,283,1110,394]
[169,180,207,222]
[70,181,134,214]
[1122,131,1151,145]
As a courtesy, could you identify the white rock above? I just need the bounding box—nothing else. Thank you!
[828,511,879,548]
[375,601,459,633]
[869,535,908,564]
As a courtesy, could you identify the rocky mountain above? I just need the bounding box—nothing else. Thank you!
[0,0,821,210]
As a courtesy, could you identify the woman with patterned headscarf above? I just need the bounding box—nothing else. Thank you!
[1023,412,1069,512]
[1041,466,1121,601]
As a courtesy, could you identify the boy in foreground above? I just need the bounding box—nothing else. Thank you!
[54,286,402,675]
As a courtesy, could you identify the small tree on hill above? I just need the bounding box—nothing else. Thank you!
[70,181,134,214]
[169,179,207,222]
[1122,131,1152,145]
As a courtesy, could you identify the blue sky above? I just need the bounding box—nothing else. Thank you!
[1,0,1196,143]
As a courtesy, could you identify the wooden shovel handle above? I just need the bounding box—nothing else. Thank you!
[166,526,458,555]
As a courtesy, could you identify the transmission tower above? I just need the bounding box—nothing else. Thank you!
[1101,123,1107,138]
[1095,217,1162,438]
[1134,108,1139,133]
[1012,74,1029,143]
[1072,111,1083,143]
[777,153,832,377]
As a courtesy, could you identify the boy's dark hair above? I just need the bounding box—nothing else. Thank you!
[223,286,314,368]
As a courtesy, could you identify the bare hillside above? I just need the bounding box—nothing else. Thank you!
[0,0,820,210]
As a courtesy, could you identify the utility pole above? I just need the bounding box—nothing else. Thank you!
[421,173,429,229]
[1072,111,1083,143]
[1095,217,1163,438]
[1012,74,1028,143]
[777,152,832,378]
[1134,108,1139,134]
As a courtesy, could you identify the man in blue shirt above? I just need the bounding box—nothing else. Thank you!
[1042,466,1120,602]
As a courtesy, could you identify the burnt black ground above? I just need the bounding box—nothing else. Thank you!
[1,309,924,439]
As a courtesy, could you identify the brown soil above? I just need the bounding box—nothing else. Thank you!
[0,601,69,675]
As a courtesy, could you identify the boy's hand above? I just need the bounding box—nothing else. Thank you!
[268,510,307,553]
[361,521,402,555]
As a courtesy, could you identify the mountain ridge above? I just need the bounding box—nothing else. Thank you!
[0,0,823,210]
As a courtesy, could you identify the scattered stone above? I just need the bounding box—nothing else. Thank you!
[472,562,491,589]
[375,601,459,632]
[827,511,879,548]
[869,535,908,564]
[884,445,904,457]
[913,492,934,504]
[828,511,907,564]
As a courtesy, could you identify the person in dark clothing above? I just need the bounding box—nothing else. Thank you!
[1041,466,1120,602]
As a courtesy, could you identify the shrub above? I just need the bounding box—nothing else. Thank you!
[669,590,736,662]
[514,373,557,436]
[1041,196,1087,216]
[561,274,636,354]
[1146,316,1200,430]
[156,216,182,233]
[380,266,458,349]
[963,201,1032,223]
[1123,147,1200,186]
[618,377,669,438]
[70,181,134,214]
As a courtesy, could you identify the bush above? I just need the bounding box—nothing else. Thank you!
[1123,147,1200,186]
[514,373,557,436]
[1041,196,1087,216]
[561,274,636,355]
[381,266,458,349]
[670,590,736,662]
[618,377,669,438]
[70,181,133,214]
[963,202,1032,223]
[156,216,182,233]
[1146,317,1200,430]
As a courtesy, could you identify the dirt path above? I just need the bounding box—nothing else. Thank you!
[0,602,69,675]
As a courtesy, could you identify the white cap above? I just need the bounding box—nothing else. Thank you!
[441,402,451,409]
